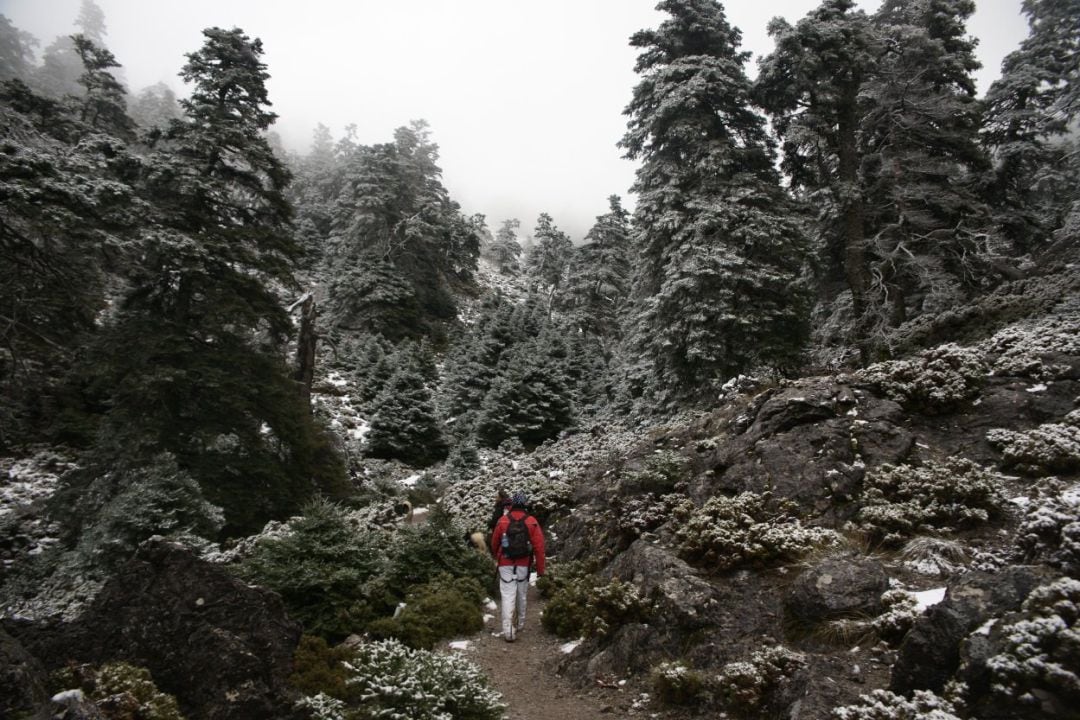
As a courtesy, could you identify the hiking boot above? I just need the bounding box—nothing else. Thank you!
[504,629,515,643]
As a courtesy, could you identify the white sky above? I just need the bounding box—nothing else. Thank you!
[3,0,1027,240]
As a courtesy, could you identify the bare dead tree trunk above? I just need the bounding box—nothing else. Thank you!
[294,294,317,413]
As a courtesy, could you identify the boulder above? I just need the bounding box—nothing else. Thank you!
[0,626,49,719]
[10,539,302,720]
[784,555,889,625]
[604,539,718,630]
[890,566,1050,694]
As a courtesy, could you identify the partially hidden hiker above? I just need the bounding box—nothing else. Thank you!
[490,490,545,642]
[486,488,512,533]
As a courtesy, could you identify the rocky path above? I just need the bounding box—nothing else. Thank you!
[459,583,633,720]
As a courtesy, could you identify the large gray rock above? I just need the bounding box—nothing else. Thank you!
[891,566,1050,695]
[9,539,302,720]
[604,539,719,630]
[784,555,889,624]
[0,626,48,719]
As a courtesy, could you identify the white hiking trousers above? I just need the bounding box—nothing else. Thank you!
[498,565,530,640]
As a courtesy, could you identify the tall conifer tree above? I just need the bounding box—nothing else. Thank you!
[621,0,810,401]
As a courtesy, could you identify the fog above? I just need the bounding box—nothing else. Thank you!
[3,0,1026,239]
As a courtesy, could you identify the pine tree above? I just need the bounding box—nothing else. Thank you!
[486,218,523,275]
[476,335,574,448]
[526,212,574,306]
[128,82,181,131]
[366,362,448,467]
[0,14,37,83]
[860,0,993,325]
[983,0,1080,253]
[621,0,810,400]
[90,27,345,534]
[561,195,632,346]
[325,120,481,342]
[756,0,881,350]
[71,34,135,140]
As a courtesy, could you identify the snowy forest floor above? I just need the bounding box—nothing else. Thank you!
[465,584,634,720]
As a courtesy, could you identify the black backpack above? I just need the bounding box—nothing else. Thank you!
[503,513,532,559]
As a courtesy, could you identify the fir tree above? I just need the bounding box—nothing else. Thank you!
[366,361,448,467]
[561,195,632,347]
[487,218,523,275]
[621,0,810,401]
[476,334,574,448]
[88,28,346,534]
[756,0,880,349]
[71,34,135,141]
[0,14,37,83]
[983,0,1080,253]
[526,212,574,307]
[860,0,993,325]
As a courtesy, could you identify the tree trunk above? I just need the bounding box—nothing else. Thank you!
[294,294,317,413]
[838,90,872,361]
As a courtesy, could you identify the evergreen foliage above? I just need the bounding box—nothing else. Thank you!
[621,0,811,402]
[365,356,448,467]
[560,195,632,346]
[983,0,1080,253]
[237,497,388,641]
[486,218,523,275]
[525,212,573,306]
[323,120,482,342]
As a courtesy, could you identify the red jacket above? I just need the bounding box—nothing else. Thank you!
[491,509,545,574]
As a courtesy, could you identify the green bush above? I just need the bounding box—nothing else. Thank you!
[832,689,961,719]
[381,508,494,600]
[715,645,806,717]
[651,661,708,706]
[540,563,653,639]
[983,577,1080,711]
[368,574,485,649]
[856,343,987,413]
[50,662,185,720]
[289,635,354,701]
[237,497,387,641]
[675,492,839,571]
[853,458,1007,546]
[618,450,690,495]
[75,453,224,569]
[295,638,504,720]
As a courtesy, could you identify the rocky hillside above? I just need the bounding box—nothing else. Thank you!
[1,266,1077,720]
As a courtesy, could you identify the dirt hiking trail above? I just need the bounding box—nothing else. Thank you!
[463,583,635,720]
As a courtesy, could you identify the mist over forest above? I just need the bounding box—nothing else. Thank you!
[1,1,1078,719]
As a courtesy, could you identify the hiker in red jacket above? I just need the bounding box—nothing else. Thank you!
[490,491,545,642]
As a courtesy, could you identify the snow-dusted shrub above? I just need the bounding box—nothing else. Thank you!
[587,578,653,638]
[617,450,690,495]
[674,492,840,571]
[872,589,923,644]
[296,692,347,720]
[340,639,503,720]
[981,313,1080,380]
[75,453,224,568]
[380,508,494,601]
[855,343,987,412]
[715,644,806,717]
[1017,481,1080,576]
[853,459,1007,546]
[236,497,387,641]
[367,574,485,650]
[898,537,969,576]
[616,492,694,540]
[987,423,1080,475]
[832,689,961,719]
[984,577,1080,709]
[650,661,707,706]
[51,662,184,720]
[540,562,652,639]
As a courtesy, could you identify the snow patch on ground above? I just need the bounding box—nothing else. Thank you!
[448,640,471,651]
[400,473,422,488]
[913,587,947,611]
[560,639,583,654]
[1026,383,1048,393]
